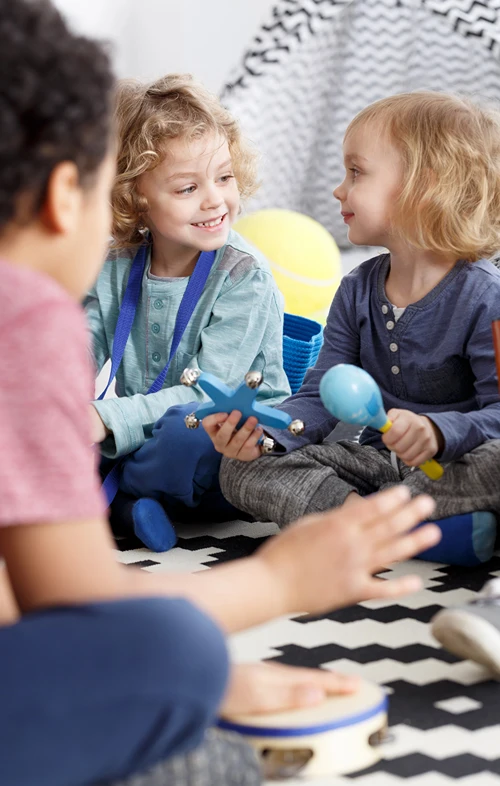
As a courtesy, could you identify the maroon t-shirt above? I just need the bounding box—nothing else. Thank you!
[0,260,105,525]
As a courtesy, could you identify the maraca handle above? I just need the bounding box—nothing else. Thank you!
[381,420,444,481]
[419,458,444,481]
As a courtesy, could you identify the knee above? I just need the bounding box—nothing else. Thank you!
[153,404,209,447]
[109,597,229,721]
[122,404,218,500]
[219,457,248,506]
[152,405,219,473]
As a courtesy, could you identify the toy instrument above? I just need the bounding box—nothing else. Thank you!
[319,364,443,480]
[219,678,388,778]
[180,369,305,450]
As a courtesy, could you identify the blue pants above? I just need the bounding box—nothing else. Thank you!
[0,597,228,786]
[120,404,241,521]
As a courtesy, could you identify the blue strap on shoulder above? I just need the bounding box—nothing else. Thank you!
[97,244,148,401]
[99,243,216,504]
[145,249,215,394]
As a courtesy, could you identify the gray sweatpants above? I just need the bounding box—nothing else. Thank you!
[220,439,500,528]
[107,729,261,786]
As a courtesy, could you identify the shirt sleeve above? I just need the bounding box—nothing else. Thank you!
[0,302,106,525]
[83,283,110,376]
[424,292,500,462]
[92,267,292,458]
[267,280,361,451]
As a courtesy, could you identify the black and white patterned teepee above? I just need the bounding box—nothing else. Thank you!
[222,0,500,247]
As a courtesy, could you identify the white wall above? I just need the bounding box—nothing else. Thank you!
[53,0,275,91]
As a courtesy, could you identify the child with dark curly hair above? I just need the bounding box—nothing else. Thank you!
[0,3,441,785]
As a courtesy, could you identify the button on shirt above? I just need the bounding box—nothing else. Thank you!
[270,253,500,463]
[388,306,404,376]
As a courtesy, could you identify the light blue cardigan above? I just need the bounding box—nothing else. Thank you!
[84,230,291,459]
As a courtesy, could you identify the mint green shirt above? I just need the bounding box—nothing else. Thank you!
[84,230,291,459]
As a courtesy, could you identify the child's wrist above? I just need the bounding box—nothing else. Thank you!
[90,404,110,444]
[423,416,444,454]
[249,553,291,618]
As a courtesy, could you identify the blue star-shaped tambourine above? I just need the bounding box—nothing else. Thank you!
[180,368,305,448]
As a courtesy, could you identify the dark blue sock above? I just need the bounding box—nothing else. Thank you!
[132,498,177,553]
[415,511,496,566]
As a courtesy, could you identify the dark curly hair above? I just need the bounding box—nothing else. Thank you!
[0,0,114,229]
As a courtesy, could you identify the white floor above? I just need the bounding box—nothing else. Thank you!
[117,520,500,785]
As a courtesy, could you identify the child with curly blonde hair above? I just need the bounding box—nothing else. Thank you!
[211,91,500,563]
[85,74,290,549]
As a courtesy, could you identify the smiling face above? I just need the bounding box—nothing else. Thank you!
[333,124,403,248]
[137,132,240,257]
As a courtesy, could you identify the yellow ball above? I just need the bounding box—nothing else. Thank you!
[234,209,341,323]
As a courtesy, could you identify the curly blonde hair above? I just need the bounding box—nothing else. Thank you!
[112,73,259,247]
[345,91,500,262]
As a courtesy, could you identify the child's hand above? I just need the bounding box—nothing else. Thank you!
[220,662,360,718]
[255,486,440,615]
[89,404,109,444]
[202,411,264,462]
[382,409,444,466]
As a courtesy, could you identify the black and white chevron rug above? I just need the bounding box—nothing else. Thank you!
[116,514,500,785]
[222,0,500,249]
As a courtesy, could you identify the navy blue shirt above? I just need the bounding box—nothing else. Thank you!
[273,254,500,462]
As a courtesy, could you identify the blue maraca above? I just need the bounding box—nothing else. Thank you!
[319,364,443,481]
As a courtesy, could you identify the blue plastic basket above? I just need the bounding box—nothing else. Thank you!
[283,313,324,394]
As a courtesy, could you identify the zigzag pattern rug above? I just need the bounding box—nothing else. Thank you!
[222,0,500,248]
[116,517,500,785]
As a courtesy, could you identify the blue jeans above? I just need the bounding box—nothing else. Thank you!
[119,403,241,522]
[0,597,228,786]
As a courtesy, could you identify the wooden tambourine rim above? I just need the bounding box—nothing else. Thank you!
[217,694,388,738]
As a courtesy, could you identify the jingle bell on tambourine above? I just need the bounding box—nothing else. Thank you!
[218,679,388,779]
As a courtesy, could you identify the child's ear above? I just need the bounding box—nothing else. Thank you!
[41,161,82,234]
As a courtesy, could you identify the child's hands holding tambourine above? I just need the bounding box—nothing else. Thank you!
[220,662,360,718]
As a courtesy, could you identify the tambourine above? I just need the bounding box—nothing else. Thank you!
[180,369,305,452]
[218,679,388,779]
